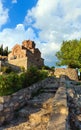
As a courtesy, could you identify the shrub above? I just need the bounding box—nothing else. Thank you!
[0,73,22,96]
[19,72,26,88]
[20,66,40,87]
[39,69,48,80]
[1,66,16,73]
[20,66,48,88]
[1,66,8,73]
[0,66,48,96]
[20,66,25,72]
[42,65,50,70]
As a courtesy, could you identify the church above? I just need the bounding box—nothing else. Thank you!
[8,40,44,70]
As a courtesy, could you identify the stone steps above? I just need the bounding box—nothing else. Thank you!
[18,105,40,119]
[14,86,58,129]
[1,78,60,130]
[42,89,56,93]
[16,82,59,121]
[1,76,81,130]
[43,83,59,89]
[18,93,55,119]
[40,83,58,94]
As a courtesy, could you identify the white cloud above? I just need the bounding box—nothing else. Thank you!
[12,0,17,4]
[25,0,81,38]
[1,0,81,66]
[24,0,81,66]
[0,0,9,28]
[0,24,38,50]
[0,23,58,66]
[36,41,60,66]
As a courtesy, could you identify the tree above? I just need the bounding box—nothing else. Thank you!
[0,44,8,56]
[0,44,3,56]
[56,39,81,78]
[56,39,81,68]
[3,46,8,56]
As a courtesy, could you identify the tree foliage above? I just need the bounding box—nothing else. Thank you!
[56,39,81,69]
[0,44,3,56]
[3,46,8,56]
[0,44,8,56]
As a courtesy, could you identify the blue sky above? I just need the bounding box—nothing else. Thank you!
[2,0,37,29]
[0,0,81,66]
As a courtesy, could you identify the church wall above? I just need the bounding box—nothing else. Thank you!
[8,40,44,70]
[8,57,28,70]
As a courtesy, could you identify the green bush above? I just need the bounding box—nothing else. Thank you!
[39,70,48,80]
[0,66,48,96]
[42,65,50,70]
[19,72,26,88]
[20,66,48,88]
[20,66,40,87]
[0,73,22,96]
[20,66,25,72]
[1,66,16,73]
[1,66,8,73]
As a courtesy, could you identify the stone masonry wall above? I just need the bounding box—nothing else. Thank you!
[47,76,68,130]
[8,57,28,70]
[8,40,44,70]
[8,53,44,70]
[27,52,44,68]
[54,68,78,81]
[0,77,55,125]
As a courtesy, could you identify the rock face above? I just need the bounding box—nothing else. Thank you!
[8,40,44,70]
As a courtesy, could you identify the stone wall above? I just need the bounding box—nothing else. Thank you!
[1,60,21,72]
[47,76,68,130]
[8,57,28,70]
[27,51,44,68]
[54,68,78,81]
[8,56,44,70]
[0,77,55,125]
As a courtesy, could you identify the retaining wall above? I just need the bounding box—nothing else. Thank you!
[0,77,55,125]
[47,76,69,130]
[54,68,78,81]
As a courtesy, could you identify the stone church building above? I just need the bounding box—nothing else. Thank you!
[8,40,44,70]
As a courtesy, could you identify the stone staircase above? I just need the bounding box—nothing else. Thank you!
[1,79,59,130]
[2,76,80,130]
